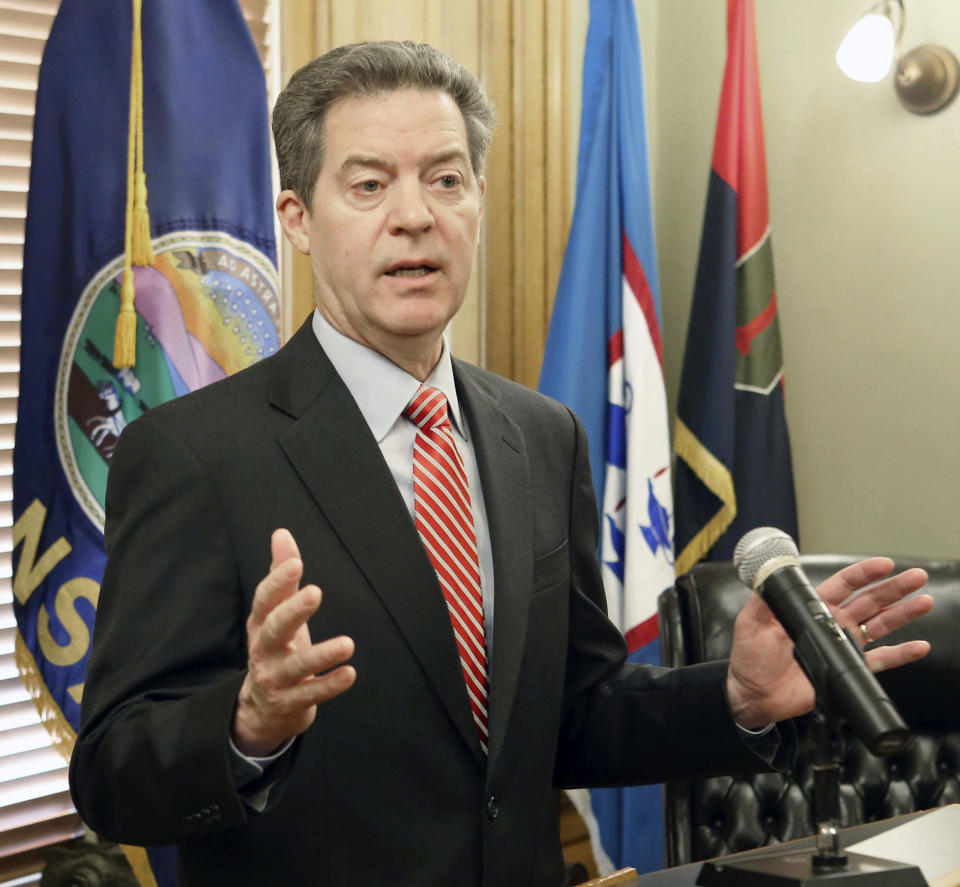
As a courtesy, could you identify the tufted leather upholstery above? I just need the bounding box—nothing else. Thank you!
[657,555,960,866]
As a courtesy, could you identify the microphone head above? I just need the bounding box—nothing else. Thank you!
[734,527,800,587]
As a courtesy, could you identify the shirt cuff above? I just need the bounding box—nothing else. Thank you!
[736,720,781,767]
[229,736,295,812]
[736,720,776,738]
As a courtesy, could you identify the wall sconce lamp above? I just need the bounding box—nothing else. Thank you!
[836,0,959,113]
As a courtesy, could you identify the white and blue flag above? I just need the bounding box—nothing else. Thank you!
[539,0,674,873]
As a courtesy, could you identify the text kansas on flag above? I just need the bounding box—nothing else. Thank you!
[13,1,278,883]
[674,0,798,573]
[539,0,673,874]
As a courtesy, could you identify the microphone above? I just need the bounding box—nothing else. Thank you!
[733,527,910,757]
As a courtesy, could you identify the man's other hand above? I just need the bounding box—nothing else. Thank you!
[726,558,933,730]
[231,528,356,756]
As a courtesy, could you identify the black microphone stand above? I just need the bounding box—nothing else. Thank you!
[697,710,927,886]
[808,710,851,872]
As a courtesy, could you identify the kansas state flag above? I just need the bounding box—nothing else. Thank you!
[539,0,674,874]
[13,2,278,884]
[673,0,798,574]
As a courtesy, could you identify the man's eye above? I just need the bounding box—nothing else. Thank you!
[439,175,460,188]
[358,180,380,193]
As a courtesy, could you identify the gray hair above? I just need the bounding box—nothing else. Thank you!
[272,41,497,209]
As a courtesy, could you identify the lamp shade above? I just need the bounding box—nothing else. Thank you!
[837,12,896,82]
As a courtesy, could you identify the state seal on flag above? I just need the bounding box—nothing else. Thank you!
[53,230,281,532]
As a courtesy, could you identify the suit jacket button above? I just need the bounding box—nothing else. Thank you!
[486,796,499,821]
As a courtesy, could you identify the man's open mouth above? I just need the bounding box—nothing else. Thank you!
[386,265,437,278]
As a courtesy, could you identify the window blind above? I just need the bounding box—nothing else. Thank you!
[0,1,73,871]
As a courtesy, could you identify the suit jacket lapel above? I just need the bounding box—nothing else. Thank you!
[268,325,482,759]
[454,364,533,772]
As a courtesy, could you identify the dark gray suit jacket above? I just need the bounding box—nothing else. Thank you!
[70,321,771,886]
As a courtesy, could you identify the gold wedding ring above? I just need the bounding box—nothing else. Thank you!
[859,622,875,644]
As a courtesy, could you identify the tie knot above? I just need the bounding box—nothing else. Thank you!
[403,386,450,431]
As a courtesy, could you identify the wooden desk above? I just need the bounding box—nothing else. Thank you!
[617,811,929,887]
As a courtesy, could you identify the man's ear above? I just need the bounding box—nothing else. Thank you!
[476,175,485,243]
[276,189,311,255]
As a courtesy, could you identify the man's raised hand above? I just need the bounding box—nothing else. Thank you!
[231,529,356,756]
[725,557,932,730]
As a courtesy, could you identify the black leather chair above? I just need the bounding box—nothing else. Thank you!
[657,555,960,867]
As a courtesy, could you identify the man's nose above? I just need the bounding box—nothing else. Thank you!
[386,179,433,235]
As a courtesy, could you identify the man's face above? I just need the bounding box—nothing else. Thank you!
[278,88,485,373]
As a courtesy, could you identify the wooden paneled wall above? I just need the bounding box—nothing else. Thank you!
[278,0,572,386]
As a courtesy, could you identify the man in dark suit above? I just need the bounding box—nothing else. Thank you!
[70,42,932,886]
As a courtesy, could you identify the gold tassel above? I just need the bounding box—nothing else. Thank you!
[113,268,138,368]
[129,0,154,266]
[113,0,154,368]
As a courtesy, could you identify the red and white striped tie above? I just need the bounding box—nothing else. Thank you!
[404,386,488,753]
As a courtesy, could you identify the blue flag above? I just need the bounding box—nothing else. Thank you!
[539,0,674,874]
[673,0,798,573]
[13,2,278,883]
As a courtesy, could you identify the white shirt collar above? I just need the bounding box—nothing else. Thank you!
[311,308,466,443]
